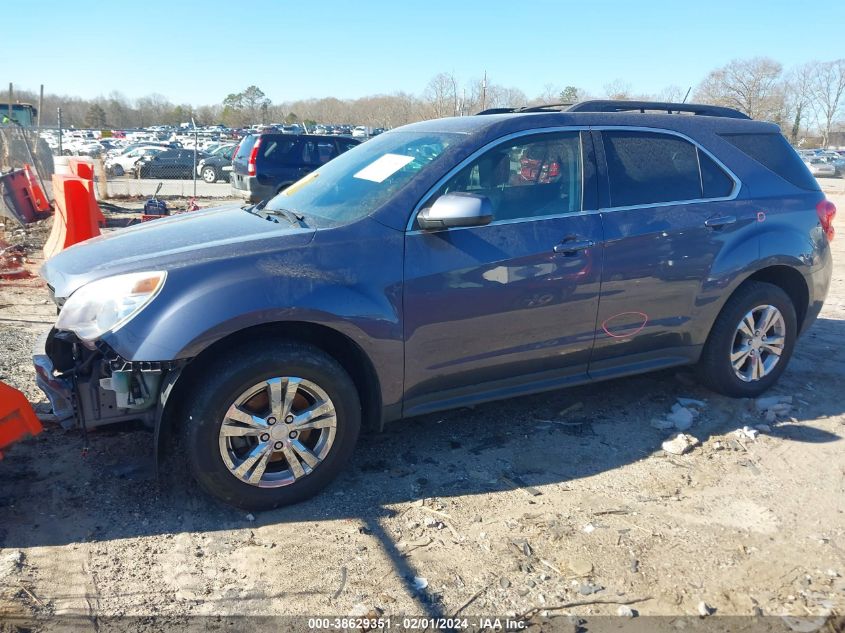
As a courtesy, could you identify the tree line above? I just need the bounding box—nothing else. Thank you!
[9,57,844,145]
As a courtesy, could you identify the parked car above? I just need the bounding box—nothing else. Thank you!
[197,144,237,183]
[352,126,368,138]
[35,100,834,510]
[136,149,206,179]
[231,133,360,201]
[804,157,836,178]
[105,145,167,176]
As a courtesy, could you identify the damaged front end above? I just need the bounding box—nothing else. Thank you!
[32,270,182,433]
[34,328,183,431]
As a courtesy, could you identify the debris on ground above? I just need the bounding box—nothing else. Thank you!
[567,558,593,576]
[617,604,636,617]
[735,426,759,441]
[697,600,713,616]
[756,395,793,422]
[661,433,700,455]
[0,550,24,581]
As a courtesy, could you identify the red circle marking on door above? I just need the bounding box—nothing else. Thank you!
[602,311,649,339]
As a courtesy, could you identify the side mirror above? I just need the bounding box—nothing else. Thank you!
[417,192,493,230]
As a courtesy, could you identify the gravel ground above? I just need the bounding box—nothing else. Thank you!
[1,185,844,631]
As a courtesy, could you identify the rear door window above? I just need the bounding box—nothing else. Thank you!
[699,151,735,198]
[261,137,300,165]
[602,131,701,207]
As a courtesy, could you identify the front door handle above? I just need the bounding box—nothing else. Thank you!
[704,215,737,229]
[554,239,595,255]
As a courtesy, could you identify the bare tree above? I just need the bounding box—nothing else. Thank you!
[603,79,632,100]
[424,73,458,118]
[695,57,785,121]
[785,61,818,143]
[811,59,845,147]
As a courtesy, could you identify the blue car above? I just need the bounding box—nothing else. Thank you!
[36,100,835,509]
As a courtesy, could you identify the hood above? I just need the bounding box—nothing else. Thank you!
[42,204,315,299]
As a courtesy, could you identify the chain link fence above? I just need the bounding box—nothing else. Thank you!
[0,124,54,192]
[96,133,236,199]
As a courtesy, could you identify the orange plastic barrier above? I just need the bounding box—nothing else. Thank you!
[43,174,102,259]
[0,382,43,459]
[67,158,106,227]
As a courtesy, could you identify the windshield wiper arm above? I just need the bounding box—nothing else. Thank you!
[261,207,306,226]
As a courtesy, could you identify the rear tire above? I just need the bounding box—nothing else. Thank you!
[201,166,217,183]
[180,340,361,510]
[698,281,797,397]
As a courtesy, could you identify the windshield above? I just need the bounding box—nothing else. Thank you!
[264,130,461,225]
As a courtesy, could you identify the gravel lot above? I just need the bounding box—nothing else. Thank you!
[1,184,844,631]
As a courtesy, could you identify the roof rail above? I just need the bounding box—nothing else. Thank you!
[476,103,573,115]
[476,100,750,119]
[566,100,750,119]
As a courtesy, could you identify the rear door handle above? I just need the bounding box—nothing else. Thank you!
[554,239,595,255]
[704,215,737,229]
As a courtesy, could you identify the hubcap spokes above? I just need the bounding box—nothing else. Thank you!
[218,377,337,488]
[731,305,786,382]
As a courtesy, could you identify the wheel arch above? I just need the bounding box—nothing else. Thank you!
[743,265,809,332]
[156,320,383,461]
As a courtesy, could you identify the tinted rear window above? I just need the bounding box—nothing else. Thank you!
[720,133,819,191]
[234,135,257,161]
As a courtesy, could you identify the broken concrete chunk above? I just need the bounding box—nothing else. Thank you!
[617,605,636,617]
[662,434,700,455]
[668,404,695,430]
[735,426,759,440]
[698,601,713,616]
[578,582,603,595]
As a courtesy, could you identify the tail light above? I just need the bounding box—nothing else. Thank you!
[817,199,836,241]
[247,138,261,176]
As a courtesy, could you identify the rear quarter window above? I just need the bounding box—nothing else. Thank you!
[720,132,819,191]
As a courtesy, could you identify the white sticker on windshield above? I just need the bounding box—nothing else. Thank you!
[353,153,414,183]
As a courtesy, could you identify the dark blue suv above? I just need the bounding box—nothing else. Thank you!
[35,101,835,509]
[231,132,360,202]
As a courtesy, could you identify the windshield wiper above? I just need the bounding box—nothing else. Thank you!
[261,207,306,227]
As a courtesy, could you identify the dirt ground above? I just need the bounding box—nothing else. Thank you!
[1,186,845,631]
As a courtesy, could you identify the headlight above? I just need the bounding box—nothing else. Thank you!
[55,271,166,346]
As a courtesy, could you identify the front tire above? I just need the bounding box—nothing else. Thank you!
[698,281,797,397]
[180,341,361,510]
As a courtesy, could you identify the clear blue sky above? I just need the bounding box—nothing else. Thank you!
[3,0,842,104]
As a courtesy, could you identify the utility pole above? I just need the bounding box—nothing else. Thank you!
[35,84,44,156]
[481,71,488,112]
[57,107,63,156]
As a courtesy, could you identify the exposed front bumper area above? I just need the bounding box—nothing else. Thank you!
[33,338,74,427]
[33,328,183,431]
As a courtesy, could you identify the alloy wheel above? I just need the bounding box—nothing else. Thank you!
[218,377,337,487]
[730,304,786,382]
